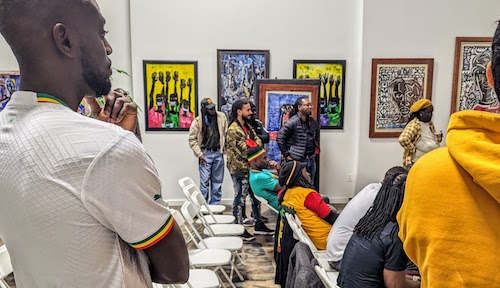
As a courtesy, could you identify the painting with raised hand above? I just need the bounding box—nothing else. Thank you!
[143,61,198,131]
[451,37,499,114]
[0,71,20,112]
[293,60,346,129]
[217,50,270,116]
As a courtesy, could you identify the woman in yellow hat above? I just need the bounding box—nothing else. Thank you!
[398,99,442,168]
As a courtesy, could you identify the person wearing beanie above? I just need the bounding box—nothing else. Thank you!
[398,98,442,168]
[248,146,284,213]
[188,97,227,204]
[278,161,338,250]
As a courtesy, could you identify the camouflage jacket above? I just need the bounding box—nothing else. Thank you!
[225,121,262,176]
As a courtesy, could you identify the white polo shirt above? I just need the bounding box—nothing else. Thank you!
[326,183,381,262]
[0,91,173,288]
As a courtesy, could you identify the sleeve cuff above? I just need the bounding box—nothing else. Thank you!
[129,216,175,250]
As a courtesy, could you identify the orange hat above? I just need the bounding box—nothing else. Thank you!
[410,99,432,113]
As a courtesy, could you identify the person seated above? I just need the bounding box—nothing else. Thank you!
[326,166,407,271]
[337,171,420,288]
[278,161,338,250]
[248,146,284,213]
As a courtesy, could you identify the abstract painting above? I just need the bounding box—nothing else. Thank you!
[255,79,320,186]
[369,58,434,138]
[451,37,498,113]
[217,49,270,116]
[293,60,346,129]
[143,61,198,131]
[0,71,20,112]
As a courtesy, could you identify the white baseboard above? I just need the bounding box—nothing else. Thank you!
[167,197,349,207]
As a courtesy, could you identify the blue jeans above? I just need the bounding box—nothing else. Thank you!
[304,157,317,186]
[231,174,250,224]
[199,150,224,204]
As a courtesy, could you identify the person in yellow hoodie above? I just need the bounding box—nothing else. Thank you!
[397,22,500,287]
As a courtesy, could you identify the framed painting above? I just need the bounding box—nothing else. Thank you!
[143,60,198,131]
[451,37,498,114]
[369,58,434,138]
[0,71,20,112]
[293,60,346,129]
[255,79,320,187]
[217,49,270,116]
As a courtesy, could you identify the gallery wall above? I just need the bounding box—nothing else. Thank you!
[1,0,499,203]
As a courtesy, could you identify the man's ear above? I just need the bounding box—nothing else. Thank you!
[486,61,494,88]
[52,23,75,59]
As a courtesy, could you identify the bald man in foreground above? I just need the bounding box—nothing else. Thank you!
[0,1,189,287]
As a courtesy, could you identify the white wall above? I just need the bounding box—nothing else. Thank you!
[355,0,500,191]
[129,0,363,204]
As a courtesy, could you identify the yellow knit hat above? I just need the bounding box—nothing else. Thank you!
[410,99,432,113]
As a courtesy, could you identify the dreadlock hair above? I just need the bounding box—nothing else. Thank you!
[382,166,408,184]
[353,171,408,240]
[492,20,500,98]
[290,97,308,118]
[200,105,214,143]
[278,164,316,204]
[229,98,256,140]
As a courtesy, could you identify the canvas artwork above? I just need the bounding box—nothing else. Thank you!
[0,71,20,112]
[255,79,320,186]
[451,37,498,114]
[217,50,269,116]
[293,60,346,129]
[143,61,198,131]
[369,59,434,138]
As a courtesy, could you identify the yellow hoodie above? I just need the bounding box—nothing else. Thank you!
[397,110,500,287]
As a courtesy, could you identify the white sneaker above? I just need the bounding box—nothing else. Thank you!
[242,218,255,227]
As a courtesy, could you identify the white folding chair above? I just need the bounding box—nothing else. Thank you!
[191,191,235,224]
[0,245,13,288]
[181,184,226,214]
[181,201,244,237]
[315,265,340,288]
[253,194,279,214]
[160,268,222,288]
[172,206,244,282]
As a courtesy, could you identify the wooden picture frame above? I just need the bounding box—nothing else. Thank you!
[217,49,270,116]
[451,37,496,114]
[293,60,346,129]
[143,60,198,131]
[255,79,320,187]
[369,58,434,138]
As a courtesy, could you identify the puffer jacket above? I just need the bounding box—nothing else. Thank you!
[225,121,262,176]
[277,114,320,161]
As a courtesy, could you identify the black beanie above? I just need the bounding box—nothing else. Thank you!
[279,161,305,187]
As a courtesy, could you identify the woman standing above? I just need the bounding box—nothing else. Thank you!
[398,99,442,168]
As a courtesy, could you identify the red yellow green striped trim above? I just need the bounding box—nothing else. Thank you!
[248,147,265,162]
[37,93,68,107]
[286,161,298,185]
[129,216,175,250]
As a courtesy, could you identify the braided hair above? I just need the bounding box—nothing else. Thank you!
[492,20,500,97]
[354,171,408,239]
[278,161,316,204]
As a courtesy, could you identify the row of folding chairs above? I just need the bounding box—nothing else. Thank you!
[0,245,13,288]
[284,212,339,287]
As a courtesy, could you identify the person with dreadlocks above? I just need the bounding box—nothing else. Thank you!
[278,161,338,250]
[397,21,500,287]
[226,98,274,241]
[337,171,420,288]
[326,166,408,271]
[398,99,442,168]
[188,98,228,204]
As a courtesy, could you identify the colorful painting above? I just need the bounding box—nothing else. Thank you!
[293,60,346,129]
[255,79,320,186]
[0,71,20,112]
[143,61,198,131]
[217,49,270,116]
[451,37,499,114]
[369,59,434,138]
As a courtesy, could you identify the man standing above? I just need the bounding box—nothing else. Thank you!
[277,97,320,185]
[226,99,273,241]
[188,98,227,204]
[397,22,500,287]
[248,146,284,213]
[0,1,188,287]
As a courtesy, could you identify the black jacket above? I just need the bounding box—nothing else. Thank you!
[277,114,319,161]
[250,119,269,144]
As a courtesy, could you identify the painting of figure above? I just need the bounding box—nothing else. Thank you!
[143,61,198,131]
[451,37,499,114]
[0,71,20,112]
[370,58,434,138]
[293,60,346,129]
[217,50,269,116]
